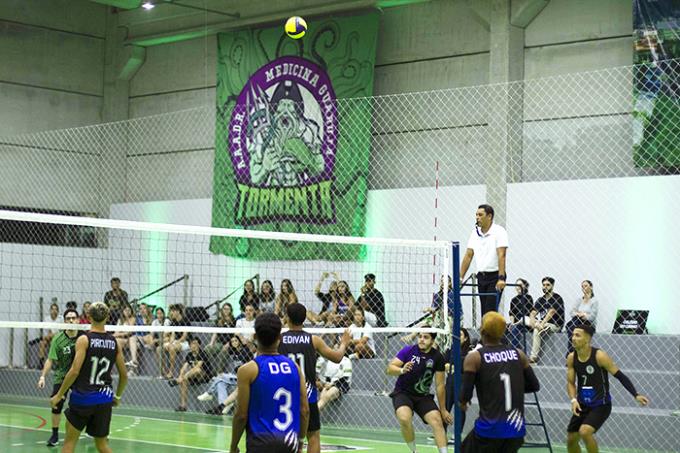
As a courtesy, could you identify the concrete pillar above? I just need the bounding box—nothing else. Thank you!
[485,0,548,225]
[99,8,145,220]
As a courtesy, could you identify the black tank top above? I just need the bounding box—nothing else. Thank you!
[573,347,610,407]
[278,330,318,403]
[474,345,526,438]
[74,331,118,394]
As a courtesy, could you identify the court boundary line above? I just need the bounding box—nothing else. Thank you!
[0,423,228,452]
[0,403,650,453]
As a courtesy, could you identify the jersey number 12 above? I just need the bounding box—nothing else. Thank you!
[89,357,111,385]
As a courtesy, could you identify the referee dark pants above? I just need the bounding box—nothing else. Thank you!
[477,271,502,315]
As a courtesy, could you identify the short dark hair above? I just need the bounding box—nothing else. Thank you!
[111,277,121,283]
[89,302,110,323]
[63,308,79,320]
[478,204,494,219]
[542,277,555,285]
[287,303,307,326]
[65,301,77,310]
[169,304,183,315]
[421,326,437,340]
[364,273,376,281]
[254,313,282,348]
[575,322,596,337]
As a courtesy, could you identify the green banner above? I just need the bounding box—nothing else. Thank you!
[210,12,379,260]
[633,0,680,168]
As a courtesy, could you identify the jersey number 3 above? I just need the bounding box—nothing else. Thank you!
[273,387,293,431]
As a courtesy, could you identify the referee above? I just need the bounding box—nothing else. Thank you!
[460,204,508,316]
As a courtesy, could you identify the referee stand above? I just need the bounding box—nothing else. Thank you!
[451,246,552,453]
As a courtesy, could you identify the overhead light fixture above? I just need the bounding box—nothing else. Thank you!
[142,2,155,10]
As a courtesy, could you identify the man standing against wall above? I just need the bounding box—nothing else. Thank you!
[460,204,509,316]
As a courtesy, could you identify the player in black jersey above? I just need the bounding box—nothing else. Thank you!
[566,323,649,453]
[278,303,351,453]
[50,302,128,453]
[460,312,540,453]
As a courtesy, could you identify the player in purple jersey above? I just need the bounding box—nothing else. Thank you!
[387,329,451,453]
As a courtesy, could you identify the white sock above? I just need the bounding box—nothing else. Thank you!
[439,447,448,453]
[406,440,416,452]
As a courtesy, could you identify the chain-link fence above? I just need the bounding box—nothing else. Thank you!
[0,59,679,451]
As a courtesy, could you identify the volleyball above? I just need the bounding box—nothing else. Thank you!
[285,16,307,39]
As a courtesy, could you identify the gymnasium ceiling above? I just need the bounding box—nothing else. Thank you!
[90,0,430,46]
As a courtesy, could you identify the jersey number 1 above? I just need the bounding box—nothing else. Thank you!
[89,357,111,385]
[287,353,305,373]
[500,372,512,412]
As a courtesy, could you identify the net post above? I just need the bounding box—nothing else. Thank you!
[451,241,462,453]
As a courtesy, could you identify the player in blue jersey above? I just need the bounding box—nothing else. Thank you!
[230,312,310,453]
[50,302,128,453]
[460,312,540,453]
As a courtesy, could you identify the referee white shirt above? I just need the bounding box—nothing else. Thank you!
[466,223,509,272]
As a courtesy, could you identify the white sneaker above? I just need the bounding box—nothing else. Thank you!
[348,353,359,360]
[197,392,213,402]
[222,402,234,414]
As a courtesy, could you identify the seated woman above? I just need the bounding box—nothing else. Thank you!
[113,304,139,375]
[258,280,277,314]
[206,303,236,355]
[506,278,534,351]
[237,279,260,316]
[317,353,353,411]
[274,279,298,319]
[565,280,598,354]
[347,307,375,359]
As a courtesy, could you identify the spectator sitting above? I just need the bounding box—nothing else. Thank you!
[565,280,598,354]
[430,276,461,321]
[206,303,236,356]
[169,338,212,412]
[314,272,339,325]
[347,307,375,359]
[136,303,153,351]
[103,277,128,324]
[235,303,257,351]
[358,273,387,327]
[323,280,355,327]
[163,304,191,379]
[65,301,78,312]
[316,354,353,412]
[79,301,91,324]
[38,303,60,368]
[274,279,298,319]
[113,304,139,375]
[147,307,171,377]
[237,279,260,316]
[258,280,277,314]
[506,278,534,351]
[197,335,253,415]
[528,277,565,364]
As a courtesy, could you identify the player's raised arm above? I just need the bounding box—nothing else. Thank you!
[312,329,350,363]
[230,361,257,453]
[50,335,88,407]
[596,349,649,406]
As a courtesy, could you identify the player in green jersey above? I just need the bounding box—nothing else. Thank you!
[38,308,80,447]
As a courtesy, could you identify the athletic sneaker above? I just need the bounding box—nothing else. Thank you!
[222,401,234,415]
[206,404,225,415]
[46,433,58,447]
[197,392,213,402]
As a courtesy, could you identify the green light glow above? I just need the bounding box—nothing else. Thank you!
[144,203,169,309]
[620,176,674,333]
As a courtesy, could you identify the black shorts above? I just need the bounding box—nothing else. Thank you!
[462,430,524,453]
[567,403,612,433]
[50,384,69,414]
[390,391,439,423]
[247,435,298,453]
[334,378,350,395]
[64,403,113,438]
[308,402,321,432]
